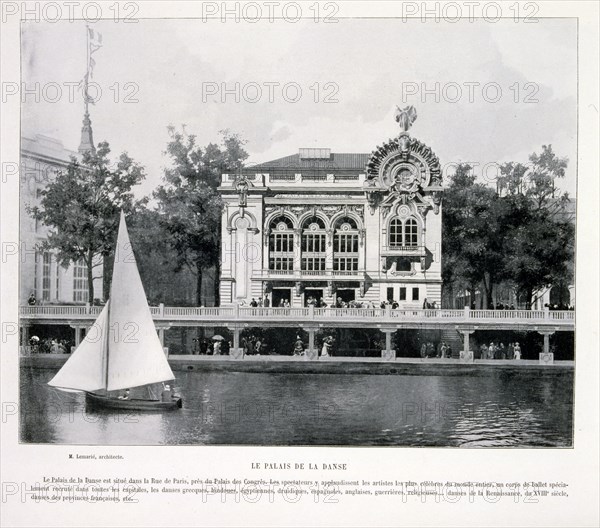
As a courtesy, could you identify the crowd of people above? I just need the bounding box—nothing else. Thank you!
[545,303,574,311]
[418,340,524,360]
[242,295,443,310]
[190,338,230,355]
[241,334,267,355]
[28,336,71,354]
[419,341,453,358]
[292,334,335,357]
[479,342,522,360]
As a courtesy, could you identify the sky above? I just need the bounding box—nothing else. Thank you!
[21,17,577,198]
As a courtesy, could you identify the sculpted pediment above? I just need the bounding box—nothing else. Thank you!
[363,106,443,215]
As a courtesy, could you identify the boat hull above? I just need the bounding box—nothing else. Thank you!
[85,392,182,411]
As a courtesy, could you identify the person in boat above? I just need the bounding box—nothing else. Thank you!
[161,384,173,402]
[118,389,130,400]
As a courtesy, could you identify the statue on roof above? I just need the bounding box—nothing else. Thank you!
[234,174,249,216]
[394,105,418,134]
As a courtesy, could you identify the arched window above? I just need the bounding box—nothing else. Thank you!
[389,219,403,248]
[301,217,326,271]
[333,217,359,272]
[388,216,420,248]
[404,218,418,247]
[269,216,294,271]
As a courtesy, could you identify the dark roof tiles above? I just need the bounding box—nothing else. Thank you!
[247,152,370,171]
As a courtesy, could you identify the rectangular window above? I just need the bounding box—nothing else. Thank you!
[33,251,38,295]
[389,220,402,248]
[55,264,60,299]
[333,233,358,272]
[412,287,419,301]
[303,234,326,253]
[269,233,294,270]
[73,259,89,303]
[333,257,358,272]
[301,257,325,271]
[399,287,406,301]
[387,287,394,301]
[42,253,51,301]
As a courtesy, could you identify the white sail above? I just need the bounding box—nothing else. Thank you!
[106,211,175,391]
[48,303,109,392]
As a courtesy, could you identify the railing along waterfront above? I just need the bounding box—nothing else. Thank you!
[20,304,574,326]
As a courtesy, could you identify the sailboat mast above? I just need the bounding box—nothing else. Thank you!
[103,299,111,391]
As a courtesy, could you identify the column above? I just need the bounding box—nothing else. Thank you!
[20,324,30,346]
[71,326,82,347]
[229,325,244,359]
[294,228,302,281]
[305,328,318,360]
[538,330,555,364]
[459,329,475,363]
[155,324,171,355]
[381,329,396,361]
[325,229,334,273]
[20,324,31,355]
[233,327,240,349]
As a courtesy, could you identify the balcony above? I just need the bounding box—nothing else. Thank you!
[381,245,426,257]
[252,269,366,281]
[19,304,575,332]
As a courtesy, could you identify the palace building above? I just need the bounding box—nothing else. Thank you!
[20,111,103,305]
[218,107,444,308]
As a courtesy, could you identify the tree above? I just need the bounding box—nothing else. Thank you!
[442,164,503,308]
[155,127,248,306]
[527,144,569,210]
[500,145,570,215]
[501,204,574,307]
[498,145,573,306]
[28,142,147,302]
[497,162,529,196]
[444,147,574,309]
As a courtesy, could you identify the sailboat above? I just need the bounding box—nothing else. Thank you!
[48,211,182,411]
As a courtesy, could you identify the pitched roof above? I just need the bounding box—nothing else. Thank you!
[247,153,370,171]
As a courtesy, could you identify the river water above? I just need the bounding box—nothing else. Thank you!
[20,367,573,447]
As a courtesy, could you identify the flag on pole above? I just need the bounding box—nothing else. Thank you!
[88,28,103,52]
[88,27,102,77]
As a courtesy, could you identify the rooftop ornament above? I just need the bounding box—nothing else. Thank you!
[363,106,442,215]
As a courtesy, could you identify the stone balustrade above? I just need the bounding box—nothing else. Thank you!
[19,304,574,330]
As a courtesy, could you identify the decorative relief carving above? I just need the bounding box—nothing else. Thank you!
[363,109,443,216]
[264,204,364,222]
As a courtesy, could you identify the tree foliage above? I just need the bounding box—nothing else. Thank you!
[28,142,147,301]
[154,127,248,306]
[443,145,574,308]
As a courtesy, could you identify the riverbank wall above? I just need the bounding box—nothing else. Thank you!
[20,354,574,376]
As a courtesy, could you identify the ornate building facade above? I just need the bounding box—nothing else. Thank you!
[20,130,103,305]
[218,107,443,308]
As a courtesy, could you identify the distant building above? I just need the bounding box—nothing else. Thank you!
[218,108,444,308]
[20,134,104,304]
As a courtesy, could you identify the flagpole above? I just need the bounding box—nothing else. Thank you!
[84,23,89,117]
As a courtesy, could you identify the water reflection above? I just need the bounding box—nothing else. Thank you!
[20,368,573,447]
